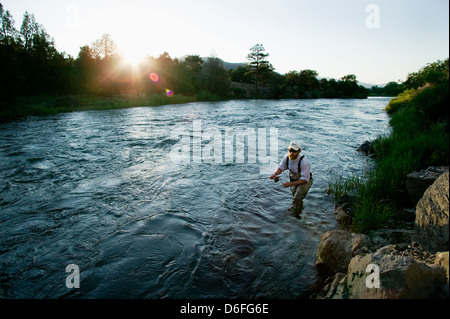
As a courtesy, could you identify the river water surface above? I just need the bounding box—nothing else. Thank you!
[0,98,391,298]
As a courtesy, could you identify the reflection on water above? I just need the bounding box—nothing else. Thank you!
[0,98,391,298]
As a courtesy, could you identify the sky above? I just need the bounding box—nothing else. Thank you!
[2,0,449,85]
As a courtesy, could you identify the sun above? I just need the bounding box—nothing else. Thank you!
[122,48,147,67]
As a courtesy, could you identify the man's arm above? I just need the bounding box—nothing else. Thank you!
[269,167,283,180]
[269,155,287,180]
[282,179,307,188]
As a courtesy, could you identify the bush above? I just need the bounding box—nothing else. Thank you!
[195,90,224,102]
[351,195,394,233]
[384,88,417,113]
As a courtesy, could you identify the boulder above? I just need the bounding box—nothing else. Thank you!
[334,204,352,228]
[331,249,447,299]
[316,272,346,299]
[368,229,415,247]
[435,251,450,298]
[315,230,370,278]
[406,166,448,206]
[357,140,376,157]
[414,171,449,252]
[435,251,449,281]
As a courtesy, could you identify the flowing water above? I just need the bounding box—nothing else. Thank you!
[0,97,391,298]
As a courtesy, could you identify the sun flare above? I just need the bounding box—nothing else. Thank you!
[122,49,147,67]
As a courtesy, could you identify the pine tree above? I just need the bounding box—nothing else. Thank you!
[246,44,273,98]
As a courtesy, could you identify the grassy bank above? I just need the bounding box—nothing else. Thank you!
[0,93,207,120]
[328,78,449,233]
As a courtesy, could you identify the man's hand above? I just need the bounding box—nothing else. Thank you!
[282,182,292,188]
[269,168,283,181]
[269,174,279,183]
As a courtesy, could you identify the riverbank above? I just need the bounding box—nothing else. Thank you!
[315,69,449,298]
[327,79,449,233]
[0,93,202,121]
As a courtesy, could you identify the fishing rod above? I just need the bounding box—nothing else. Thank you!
[197,175,282,186]
[146,166,285,186]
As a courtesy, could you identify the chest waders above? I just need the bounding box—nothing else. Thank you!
[286,155,313,215]
[286,155,313,182]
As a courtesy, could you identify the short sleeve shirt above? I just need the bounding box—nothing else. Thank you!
[278,154,311,182]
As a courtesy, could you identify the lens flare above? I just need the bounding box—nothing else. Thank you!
[149,73,159,82]
[165,89,174,97]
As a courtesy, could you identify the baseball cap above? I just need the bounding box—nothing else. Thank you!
[288,141,301,151]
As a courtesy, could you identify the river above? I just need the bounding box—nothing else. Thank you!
[0,97,391,298]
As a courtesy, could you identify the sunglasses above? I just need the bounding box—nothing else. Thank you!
[288,149,299,153]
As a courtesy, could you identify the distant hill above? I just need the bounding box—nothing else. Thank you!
[221,61,247,70]
[360,82,385,89]
[178,55,246,70]
[319,77,385,89]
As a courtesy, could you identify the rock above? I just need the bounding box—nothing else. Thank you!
[406,166,449,206]
[313,168,449,299]
[373,242,436,264]
[357,140,375,157]
[368,229,415,246]
[334,196,354,228]
[316,272,346,299]
[331,248,447,299]
[414,172,449,252]
[435,251,449,281]
[334,205,352,228]
[315,230,370,278]
[435,251,449,298]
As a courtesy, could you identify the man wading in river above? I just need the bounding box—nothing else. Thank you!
[269,141,313,215]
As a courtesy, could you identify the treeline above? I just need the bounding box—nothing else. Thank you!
[228,43,369,99]
[370,59,449,97]
[231,68,369,99]
[1,5,74,105]
[2,3,373,112]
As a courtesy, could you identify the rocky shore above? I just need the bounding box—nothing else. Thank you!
[312,166,449,299]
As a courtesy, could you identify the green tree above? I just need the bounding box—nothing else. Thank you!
[319,78,337,98]
[0,40,23,106]
[179,55,203,93]
[74,45,97,93]
[18,11,67,95]
[383,81,404,96]
[0,2,22,106]
[230,65,251,83]
[19,11,56,54]
[340,74,357,83]
[155,51,176,92]
[404,59,449,89]
[183,55,203,73]
[19,11,38,51]
[298,69,319,97]
[246,43,273,97]
[199,57,230,96]
[0,3,18,42]
[285,69,319,98]
[338,74,359,97]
